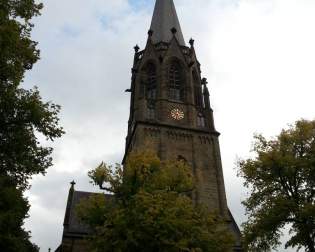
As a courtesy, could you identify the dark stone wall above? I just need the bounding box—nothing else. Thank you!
[125,37,243,251]
[131,123,229,218]
[127,38,230,217]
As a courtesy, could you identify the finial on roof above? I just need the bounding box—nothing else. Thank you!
[201,78,208,86]
[150,0,186,45]
[70,180,76,190]
[134,44,140,52]
[189,38,195,47]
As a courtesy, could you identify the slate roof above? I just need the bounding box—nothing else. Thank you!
[228,209,243,249]
[150,0,186,46]
[64,191,94,236]
[55,188,102,251]
[62,189,113,237]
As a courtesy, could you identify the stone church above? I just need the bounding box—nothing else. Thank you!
[55,0,243,251]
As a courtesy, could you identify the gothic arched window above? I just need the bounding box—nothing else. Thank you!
[193,71,203,108]
[197,113,206,127]
[146,63,157,100]
[169,61,184,101]
[144,63,157,120]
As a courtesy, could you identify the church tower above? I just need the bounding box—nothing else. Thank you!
[123,0,243,250]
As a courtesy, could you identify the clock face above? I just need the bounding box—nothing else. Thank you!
[170,108,184,121]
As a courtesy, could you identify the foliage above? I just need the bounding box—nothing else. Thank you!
[0,0,42,88]
[0,0,64,190]
[238,119,315,252]
[0,175,38,252]
[0,0,64,250]
[0,87,63,189]
[78,150,234,252]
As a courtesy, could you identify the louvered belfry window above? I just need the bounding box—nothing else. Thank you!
[146,63,157,100]
[145,63,157,120]
[169,62,183,101]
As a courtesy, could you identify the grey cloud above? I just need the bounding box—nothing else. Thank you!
[21,0,315,251]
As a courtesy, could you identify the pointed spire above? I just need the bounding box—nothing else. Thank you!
[150,0,186,46]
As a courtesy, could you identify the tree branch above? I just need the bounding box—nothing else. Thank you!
[99,185,116,193]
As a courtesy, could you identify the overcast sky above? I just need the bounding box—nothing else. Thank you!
[23,0,315,251]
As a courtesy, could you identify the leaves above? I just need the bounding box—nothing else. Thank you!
[78,150,234,252]
[0,87,64,189]
[0,0,63,250]
[238,119,315,252]
[0,0,42,87]
[0,175,39,252]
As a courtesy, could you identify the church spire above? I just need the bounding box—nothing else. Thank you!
[150,0,186,46]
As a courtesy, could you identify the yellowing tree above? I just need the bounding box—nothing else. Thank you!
[78,150,234,252]
[238,120,315,252]
[0,1,64,251]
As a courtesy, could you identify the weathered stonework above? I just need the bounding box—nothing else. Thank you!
[56,0,243,251]
[122,2,243,250]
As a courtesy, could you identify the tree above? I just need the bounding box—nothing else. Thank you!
[77,150,234,252]
[0,0,64,250]
[238,119,315,252]
[0,175,38,252]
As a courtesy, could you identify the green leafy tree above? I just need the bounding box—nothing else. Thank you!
[0,0,64,250]
[0,175,38,252]
[78,150,234,252]
[238,119,315,252]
